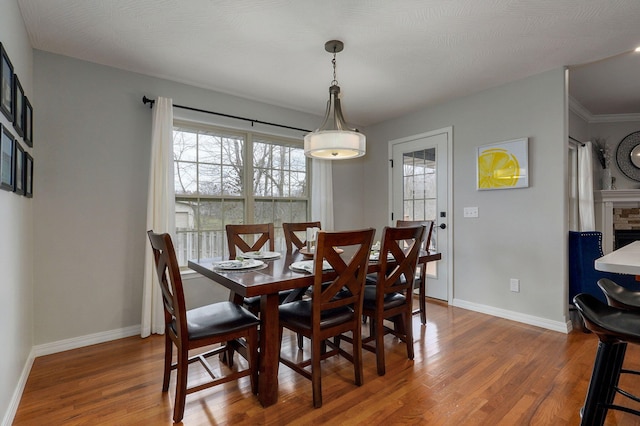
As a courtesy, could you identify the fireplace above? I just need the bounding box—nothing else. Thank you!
[594,190,640,254]
[615,229,640,250]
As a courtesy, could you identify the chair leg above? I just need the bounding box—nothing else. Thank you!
[580,341,623,426]
[173,346,189,423]
[248,328,259,395]
[353,325,364,386]
[375,315,386,376]
[297,333,304,350]
[311,336,323,408]
[419,273,427,325]
[162,333,172,392]
[404,309,414,361]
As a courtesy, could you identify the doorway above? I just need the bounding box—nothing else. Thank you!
[389,127,452,302]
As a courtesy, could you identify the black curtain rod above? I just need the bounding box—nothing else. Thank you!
[569,135,585,147]
[142,96,311,133]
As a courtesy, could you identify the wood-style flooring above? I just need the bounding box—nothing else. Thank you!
[12,300,640,425]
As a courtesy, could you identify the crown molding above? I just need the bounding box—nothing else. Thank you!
[569,96,640,123]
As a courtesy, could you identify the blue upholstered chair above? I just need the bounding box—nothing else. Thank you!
[568,231,639,304]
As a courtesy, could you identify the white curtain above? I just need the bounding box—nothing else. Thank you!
[578,141,595,231]
[311,159,334,230]
[141,97,175,337]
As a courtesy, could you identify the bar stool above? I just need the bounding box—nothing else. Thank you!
[598,278,640,310]
[573,293,640,425]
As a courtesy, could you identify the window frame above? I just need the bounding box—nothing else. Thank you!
[173,119,311,266]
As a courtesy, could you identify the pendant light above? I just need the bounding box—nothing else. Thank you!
[304,40,366,159]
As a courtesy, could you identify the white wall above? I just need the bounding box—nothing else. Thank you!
[0,0,34,422]
[365,69,569,327]
[32,51,326,344]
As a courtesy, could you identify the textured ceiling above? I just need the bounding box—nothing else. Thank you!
[17,0,640,126]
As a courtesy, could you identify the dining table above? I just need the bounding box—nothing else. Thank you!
[188,248,442,407]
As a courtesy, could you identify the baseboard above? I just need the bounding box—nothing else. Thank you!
[32,325,141,358]
[451,298,571,333]
[2,348,35,426]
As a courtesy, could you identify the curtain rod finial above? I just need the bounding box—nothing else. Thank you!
[142,96,155,109]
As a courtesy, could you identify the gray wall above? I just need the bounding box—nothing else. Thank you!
[590,119,640,190]
[365,69,569,325]
[5,25,575,421]
[32,51,328,344]
[1,0,34,421]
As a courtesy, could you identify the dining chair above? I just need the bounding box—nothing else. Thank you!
[282,221,323,349]
[283,221,322,251]
[396,219,434,251]
[147,230,260,423]
[226,223,291,314]
[396,219,434,325]
[360,225,424,376]
[278,228,375,408]
[226,223,275,260]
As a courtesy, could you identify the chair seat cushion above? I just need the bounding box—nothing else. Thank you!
[362,286,406,311]
[170,301,260,340]
[244,289,298,309]
[279,300,354,330]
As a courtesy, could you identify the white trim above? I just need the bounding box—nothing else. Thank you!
[452,298,571,334]
[2,349,35,426]
[32,325,142,357]
[569,96,640,123]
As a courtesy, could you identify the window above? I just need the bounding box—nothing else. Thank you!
[173,121,310,266]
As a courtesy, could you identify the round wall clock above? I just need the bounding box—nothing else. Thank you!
[616,131,640,181]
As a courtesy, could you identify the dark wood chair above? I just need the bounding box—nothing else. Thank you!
[226,223,275,260]
[278,228,375,407]
[397,219,434,325]
[283,221,322,251]
[147,230,259,423]
[282,221,323,349]
[225,223,283,314]
[361,225,424,375]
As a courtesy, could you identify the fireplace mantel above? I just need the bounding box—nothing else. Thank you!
[594,190,640,253]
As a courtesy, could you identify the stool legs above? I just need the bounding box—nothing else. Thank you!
[581,341,627,425]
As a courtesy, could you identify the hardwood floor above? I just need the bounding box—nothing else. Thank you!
[13,301,640,425]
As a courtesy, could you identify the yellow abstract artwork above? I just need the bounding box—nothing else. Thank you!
[477,138,528,190]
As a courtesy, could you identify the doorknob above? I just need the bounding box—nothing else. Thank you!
[439,223,446,229]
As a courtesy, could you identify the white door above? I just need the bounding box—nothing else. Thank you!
[390,127,451,301]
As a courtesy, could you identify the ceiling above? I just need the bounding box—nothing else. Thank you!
[16,0,640,126]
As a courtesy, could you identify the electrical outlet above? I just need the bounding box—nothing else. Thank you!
[510,278,520,293]
[463,207,479,218]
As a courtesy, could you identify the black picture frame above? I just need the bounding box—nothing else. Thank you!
[0,43,13,122]
[13,139,24,194]
[24,96,33,147]
[24,152,33,198]
[13,75,24,137]
[0,124,14,191]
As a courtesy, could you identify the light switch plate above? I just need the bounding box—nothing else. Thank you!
[464,207,479,218]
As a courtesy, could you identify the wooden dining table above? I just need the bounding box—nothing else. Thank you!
[188,249,441,407]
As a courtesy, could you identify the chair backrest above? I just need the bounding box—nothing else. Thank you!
[311,228,375,328]
[226,223,275,259]
[397,219,434,251]
[376,225,425,299]
[147,230,187,339]
[282,221,322,251]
